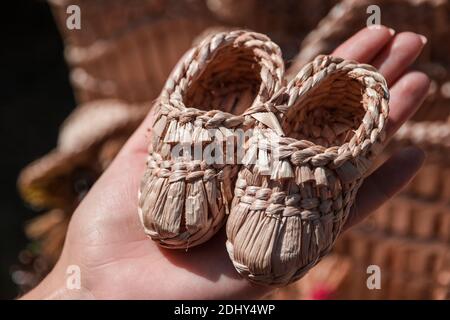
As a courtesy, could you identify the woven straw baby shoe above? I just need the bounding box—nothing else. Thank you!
[226,55,389,286]
[138,30,284,249]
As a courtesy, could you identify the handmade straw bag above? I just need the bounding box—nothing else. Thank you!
[226,55,390,286]
[138,30,285,249]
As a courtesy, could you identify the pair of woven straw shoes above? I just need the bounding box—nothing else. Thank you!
[138,30,389,286]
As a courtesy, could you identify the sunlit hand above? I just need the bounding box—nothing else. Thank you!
[23,26,430,300]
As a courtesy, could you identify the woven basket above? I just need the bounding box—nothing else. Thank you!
[67,18,212,103]
[334,227,450,299]
[226,55,389,286]
[206,0,338,61]
[48,0,211,47]
[138,30,285,249]
[18,100,146,210]
[368,194,450,243]
[392,121,450,201]
[48,0,216,103]
[25,209,71,264]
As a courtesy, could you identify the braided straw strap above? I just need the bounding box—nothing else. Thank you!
[138,30,285,249]
[226,55,389,286]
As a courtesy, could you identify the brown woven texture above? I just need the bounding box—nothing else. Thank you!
[48,0,215,103]
[335,227,450,299]
[392,121,450,201]
[138,30,285,248]
[226,55,389,286]
[206,0,338,60]
[18,100,146,209]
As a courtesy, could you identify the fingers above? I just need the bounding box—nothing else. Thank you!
[344,146,426,230]
[334,29,430,232]
[385,71,430,138]
[333,29,427,86]
[335,29,430,140]
[332,26,395,63]
[372,32,427,85]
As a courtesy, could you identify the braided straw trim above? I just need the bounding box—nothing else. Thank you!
[138,30,285,249]
[226,55,389,286]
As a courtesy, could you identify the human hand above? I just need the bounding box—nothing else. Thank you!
[22,26,429,300]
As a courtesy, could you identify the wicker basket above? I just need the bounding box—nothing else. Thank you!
[25,209,71,265]
[368,194,450,243]
[48,0,213,46]
[392,121,450,201]
[334,227,450,299]
[18,100,147,210]
[48,0,216,103]
[138,30,285,249]
[67,18,213,103]
[206,0,338,61]
[226,55,389,286]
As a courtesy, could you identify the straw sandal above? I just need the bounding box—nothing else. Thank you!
[226,55,389,286]
[138,30,284,249]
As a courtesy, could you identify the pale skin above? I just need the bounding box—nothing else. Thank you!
[22,27,430,299]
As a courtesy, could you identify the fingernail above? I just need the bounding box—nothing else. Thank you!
[419,34,428,45]
[388,28,396,36]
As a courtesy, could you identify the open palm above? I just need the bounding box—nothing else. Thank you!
[24,27,430,299]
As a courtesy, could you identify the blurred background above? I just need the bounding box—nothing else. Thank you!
[1,0,449,299]
[0,0,75,299]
